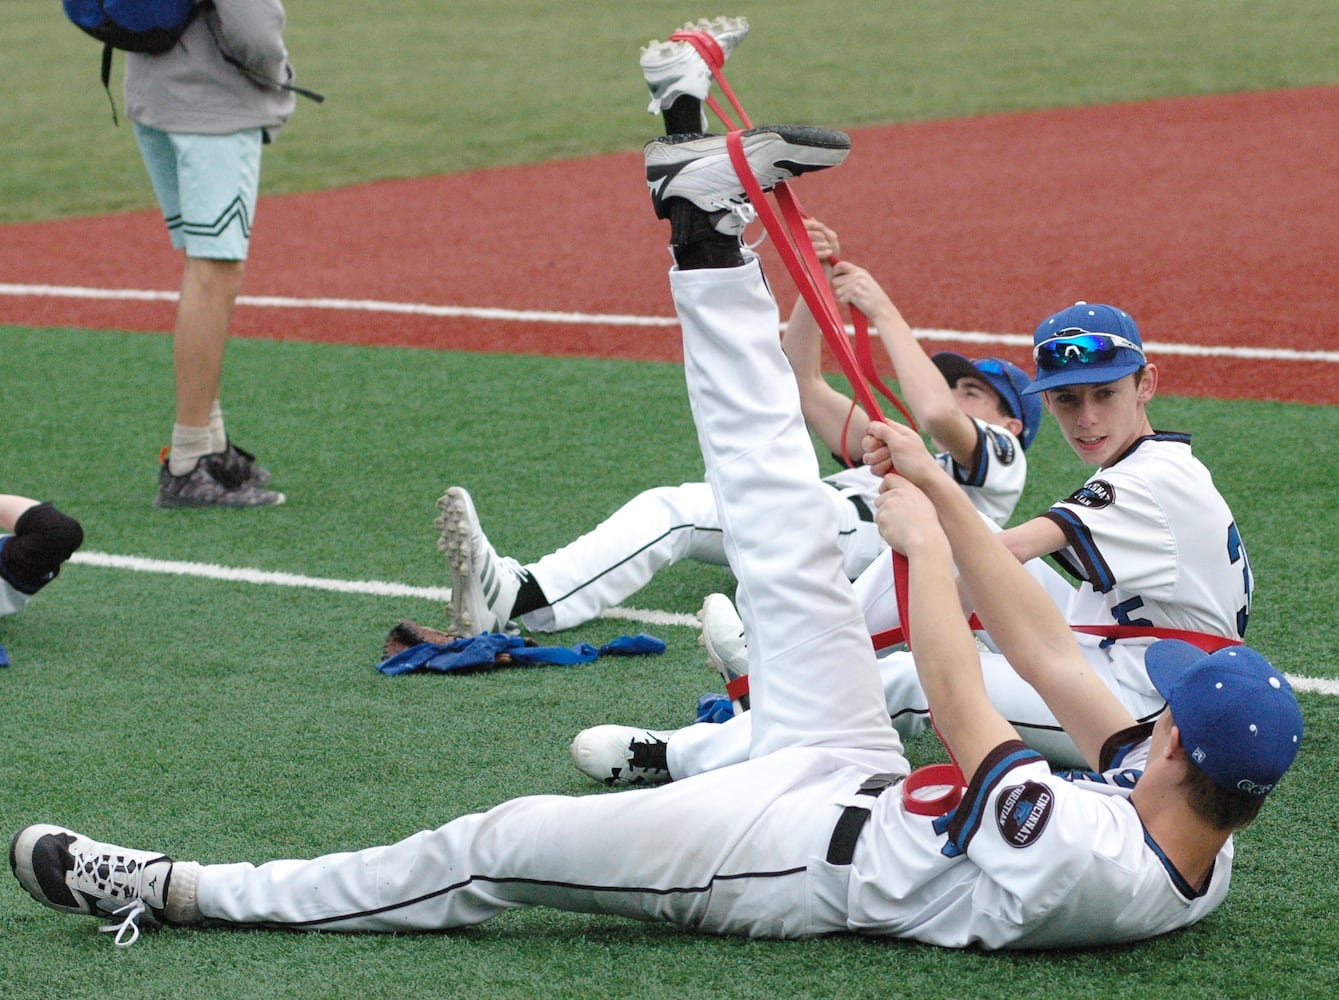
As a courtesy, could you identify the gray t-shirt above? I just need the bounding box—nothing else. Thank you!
[125,0,297,137]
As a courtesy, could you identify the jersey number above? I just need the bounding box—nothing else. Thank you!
[1227,521,1252,637]
[1109,523,1252,639]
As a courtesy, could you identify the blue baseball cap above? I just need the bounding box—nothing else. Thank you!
[1024,302,1147,395]
[1145,641,1303,798]
[932,352,1043,450]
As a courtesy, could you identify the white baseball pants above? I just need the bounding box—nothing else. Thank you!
[193,259,907,937]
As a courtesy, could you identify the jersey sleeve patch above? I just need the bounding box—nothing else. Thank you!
[988,429,1018,467]
[935,740,1046,857]
[995,781,1056,848]
[1064,479,1116,509]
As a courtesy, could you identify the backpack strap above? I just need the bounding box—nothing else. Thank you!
[200,14,324,103]
[100,44,120,126]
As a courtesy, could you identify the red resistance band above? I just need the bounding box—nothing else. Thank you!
[873,622,1244,654]
[673,29,967,810]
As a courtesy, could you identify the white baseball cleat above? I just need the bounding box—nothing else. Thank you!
[640,15,749,117]
[645,125,851,235]
[9,824,201,946]
[435,486,523,635]
[698,593,750,715]
[570,725,674,787]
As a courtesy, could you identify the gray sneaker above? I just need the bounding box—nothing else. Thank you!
[216,440,271,487]
[154,453,286,509]
[645,125,851,234]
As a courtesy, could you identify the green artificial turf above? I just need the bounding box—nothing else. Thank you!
[3,0,1338,994]
[1,327,1336,999]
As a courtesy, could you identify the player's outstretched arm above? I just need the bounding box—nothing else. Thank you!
[782,219,867,463]
[832,261,981,469]
[875,470,1017,777]
[866,421,1137,770]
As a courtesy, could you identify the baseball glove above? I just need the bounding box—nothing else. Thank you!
[381,620,540,664]
[382,620,463,660]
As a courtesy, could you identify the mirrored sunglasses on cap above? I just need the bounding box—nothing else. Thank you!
[1033,329,1146,371]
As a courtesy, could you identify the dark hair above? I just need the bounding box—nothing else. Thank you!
[1181,762,1267,831]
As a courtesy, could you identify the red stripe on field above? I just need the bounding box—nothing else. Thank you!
[2,86,1336,405]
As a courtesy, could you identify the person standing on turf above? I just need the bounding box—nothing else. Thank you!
[125,0,306,508]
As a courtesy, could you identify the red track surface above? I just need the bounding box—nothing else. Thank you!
[3,86,1336,404]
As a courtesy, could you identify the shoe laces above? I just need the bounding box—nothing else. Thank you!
[627,734,670,772]
[710,202,766,243]
[99,898,148,948]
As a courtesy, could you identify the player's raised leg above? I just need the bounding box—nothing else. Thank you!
[651,123,899,761]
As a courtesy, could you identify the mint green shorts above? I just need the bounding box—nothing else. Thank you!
[133,124,262,260]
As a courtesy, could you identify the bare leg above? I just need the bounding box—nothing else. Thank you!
[173,256,244,429]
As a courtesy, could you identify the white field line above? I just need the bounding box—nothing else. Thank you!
[68,550,701,629]
[4,283,1339,364]
[69,550,1333,692]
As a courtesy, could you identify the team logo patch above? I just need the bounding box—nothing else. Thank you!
[988,430,1017,466]
[1066,480,1115,509]
[996,782,1055,848]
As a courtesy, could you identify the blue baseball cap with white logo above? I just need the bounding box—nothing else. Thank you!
[1145,640,1303,798]
[932,352,1043,450]
[1024,302,1148,395]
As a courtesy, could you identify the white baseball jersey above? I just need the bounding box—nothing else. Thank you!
[189,258,1229,949]
[875,432,1253,764]
[827,412,1025,531]
[847,733,1231,948]
[935,418,1027,528]
[1044,432,1252,693]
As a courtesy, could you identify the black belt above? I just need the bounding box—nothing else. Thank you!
[825,773,900,865]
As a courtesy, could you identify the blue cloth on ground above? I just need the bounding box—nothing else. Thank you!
[694,692,734,724]
[377,632,666,676]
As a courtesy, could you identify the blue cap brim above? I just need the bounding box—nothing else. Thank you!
[1144,639,1207,699]
[933,351,1037,446]
[1022,358,1146,395]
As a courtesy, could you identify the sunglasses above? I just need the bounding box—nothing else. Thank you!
[1033,330,1146,371]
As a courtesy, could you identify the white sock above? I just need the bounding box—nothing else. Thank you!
[163,861,203,925]
[208,400,227,454]
[169,424,213,476]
